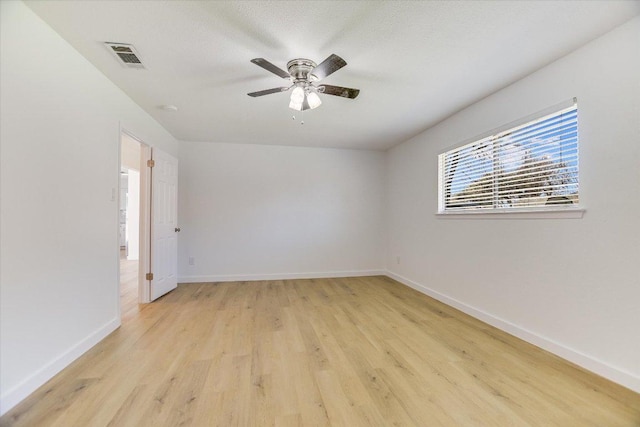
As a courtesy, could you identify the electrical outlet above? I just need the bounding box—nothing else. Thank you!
[188,257,195,266]
[396,256,401,265]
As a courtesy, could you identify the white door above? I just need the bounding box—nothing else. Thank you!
[150,148,179,301]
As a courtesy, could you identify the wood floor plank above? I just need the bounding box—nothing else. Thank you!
[105,384,150,427]
[288,354,331,427]
[2,272,639,426]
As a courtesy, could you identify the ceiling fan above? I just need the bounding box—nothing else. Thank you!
[247,54,360,111]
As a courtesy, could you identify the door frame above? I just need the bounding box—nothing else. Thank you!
[138,142,152,303]
[118,128,153,321]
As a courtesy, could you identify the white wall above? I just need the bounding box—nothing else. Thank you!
[0,1,178,414]
[386,17,640,392]
[178,142,386,282]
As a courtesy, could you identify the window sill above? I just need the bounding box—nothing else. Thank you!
[436,207,585,219]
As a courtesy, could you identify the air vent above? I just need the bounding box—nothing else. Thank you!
[104,42,145,69]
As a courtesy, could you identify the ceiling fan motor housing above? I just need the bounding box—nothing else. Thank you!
[287,59,319,83]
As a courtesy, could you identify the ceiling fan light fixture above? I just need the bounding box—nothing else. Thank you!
[289,86,305,110]
[307,91,322,109]
[289,98,303,111]
[290,86,305,103]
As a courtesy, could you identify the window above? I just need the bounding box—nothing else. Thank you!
[438,103,579,214]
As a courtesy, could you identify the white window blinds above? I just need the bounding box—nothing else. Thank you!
[439,104,579,212]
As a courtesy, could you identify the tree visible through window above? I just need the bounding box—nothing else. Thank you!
[439,104,578,212]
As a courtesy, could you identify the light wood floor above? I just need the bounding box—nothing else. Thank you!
[119,251,140,324]
[1,274,638,426]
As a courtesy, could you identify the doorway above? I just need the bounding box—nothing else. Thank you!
[119,167,138,318]
[118,130,178,318]
[119,131,150,319]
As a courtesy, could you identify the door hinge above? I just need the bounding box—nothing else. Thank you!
[146,272,154,281]
[147,159,155,168]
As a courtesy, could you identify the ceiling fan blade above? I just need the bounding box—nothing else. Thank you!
[319,84,360,99]
[310,54,347,80]
[247,87,290,97]
[250,58,290,79]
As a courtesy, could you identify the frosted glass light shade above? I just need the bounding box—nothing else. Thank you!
[289,98,303,111]
[289,86,305,110]
[291,87,304,102]
[307,91,322,109]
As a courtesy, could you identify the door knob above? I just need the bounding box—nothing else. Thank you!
[175,227,181,232]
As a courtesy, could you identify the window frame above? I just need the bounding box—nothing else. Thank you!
[437,99,584,219]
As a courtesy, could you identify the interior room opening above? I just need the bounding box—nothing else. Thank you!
[120,132,142,317]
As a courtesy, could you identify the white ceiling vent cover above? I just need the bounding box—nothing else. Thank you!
[104,42,145,69]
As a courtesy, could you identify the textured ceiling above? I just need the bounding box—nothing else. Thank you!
[25,1,640,150]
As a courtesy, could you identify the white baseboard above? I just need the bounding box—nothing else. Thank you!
[386,270,640,394]
[0,317,120,416]
[178,269,386,284]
